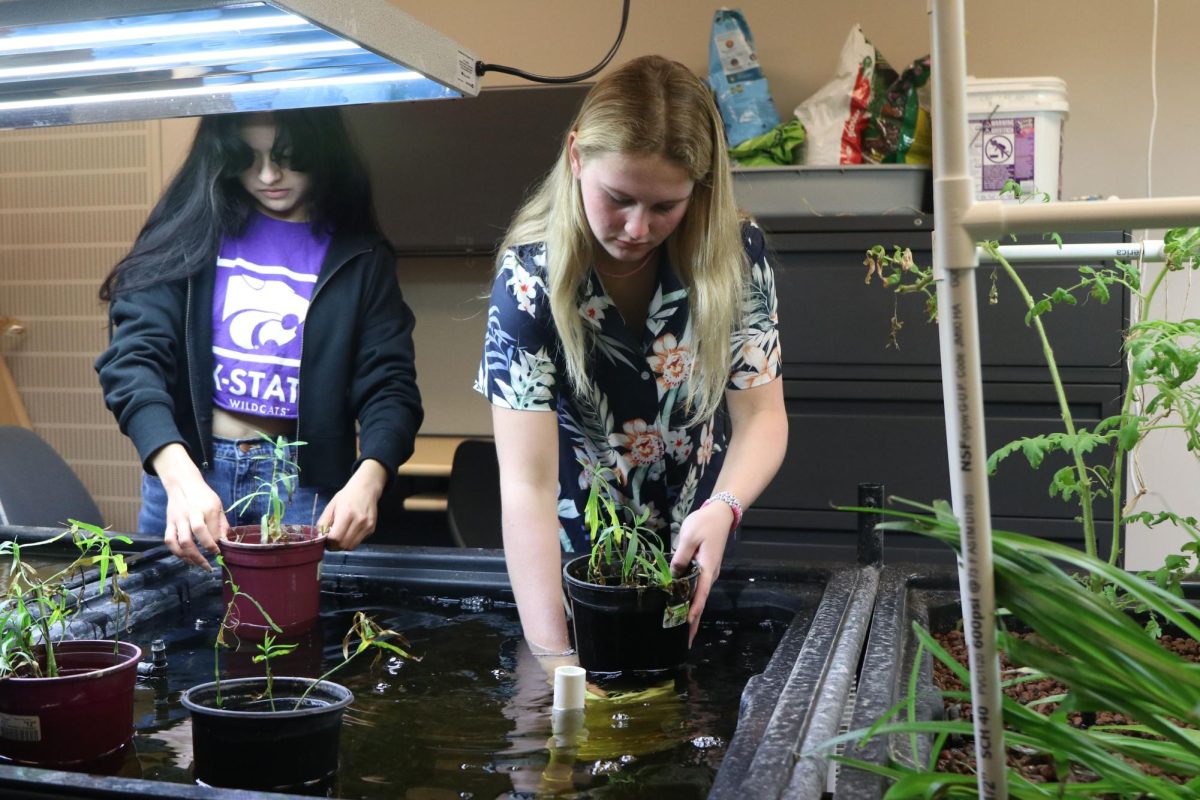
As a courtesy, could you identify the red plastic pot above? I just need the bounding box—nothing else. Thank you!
[0,640,142,768]
[218,524,326,637]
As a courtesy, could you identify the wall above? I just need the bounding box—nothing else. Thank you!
[0,122,162,530]
[390,0,1200,567]
[2,1,1198,546]
[394,0,1199,436]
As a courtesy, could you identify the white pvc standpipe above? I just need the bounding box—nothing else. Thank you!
[929,1,1200,797]
[931,1,1007,797]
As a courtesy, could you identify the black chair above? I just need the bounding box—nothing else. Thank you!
[0,425,105,528]
[445,439,503,549]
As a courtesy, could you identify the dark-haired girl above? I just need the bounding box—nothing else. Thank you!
[96,108,422,567]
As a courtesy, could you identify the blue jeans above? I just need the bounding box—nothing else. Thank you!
[138,437,335,534]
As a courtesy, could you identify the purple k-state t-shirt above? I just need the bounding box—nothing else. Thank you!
[211,213,331,419]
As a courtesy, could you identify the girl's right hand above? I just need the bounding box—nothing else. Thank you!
[151,443,229,569]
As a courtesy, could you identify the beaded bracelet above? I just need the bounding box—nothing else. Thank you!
[702,491,744,531]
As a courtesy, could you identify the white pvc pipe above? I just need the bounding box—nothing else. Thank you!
[931,1,1007,797]
[927,4,1198,798]
[982,241,1165,263]
[552,665,586,712]
[965,197,1200,237]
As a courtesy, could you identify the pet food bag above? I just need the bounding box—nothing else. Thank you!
[708,8,780,147]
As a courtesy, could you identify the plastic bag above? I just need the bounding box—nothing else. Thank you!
[728,120,806,167]
[708,9,780,147]
[863,56,932,164]
[793,24,895,165]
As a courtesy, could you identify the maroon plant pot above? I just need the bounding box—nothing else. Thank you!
[0,640,142,768]
[218,524,326,638]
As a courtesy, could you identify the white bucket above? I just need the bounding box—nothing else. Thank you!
[966,76,1069,201]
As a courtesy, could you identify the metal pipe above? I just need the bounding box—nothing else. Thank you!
[856,483,884,568]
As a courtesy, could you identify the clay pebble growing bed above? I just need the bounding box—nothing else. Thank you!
[931,629,1200,787]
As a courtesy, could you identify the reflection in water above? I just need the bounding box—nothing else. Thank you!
[117,591,788,799]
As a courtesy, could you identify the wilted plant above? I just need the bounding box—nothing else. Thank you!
[0,520,130,678]
[212,555,417,710]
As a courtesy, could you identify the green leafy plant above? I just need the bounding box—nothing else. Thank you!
[865,187,1200,582]
[212,556,417,710]
[582,464,678,590]
[212,554,283,707]
[252,633,297,712]
[225,434,309,544]
[0,520,131,678]
[824,500,1200,798]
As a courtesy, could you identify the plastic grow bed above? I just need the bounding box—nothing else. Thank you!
[0,528,877,799]
[834,564,957,799]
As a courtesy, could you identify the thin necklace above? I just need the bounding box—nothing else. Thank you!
[595,247,658,280]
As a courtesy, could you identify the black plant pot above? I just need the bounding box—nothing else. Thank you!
[563,554,700,676]
[180,676,353,794]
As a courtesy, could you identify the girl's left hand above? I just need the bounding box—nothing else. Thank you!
[319,460,388,551]
[669,501,735,647]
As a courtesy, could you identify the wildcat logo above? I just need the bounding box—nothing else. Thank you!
[222,274,310,351]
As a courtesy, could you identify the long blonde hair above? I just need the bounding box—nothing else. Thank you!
[499,55,745,424]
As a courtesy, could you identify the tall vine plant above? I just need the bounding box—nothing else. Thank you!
[865,188,1200,606]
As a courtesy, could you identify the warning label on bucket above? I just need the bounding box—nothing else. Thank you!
[0,712,41,742]
[970,116,1036,196]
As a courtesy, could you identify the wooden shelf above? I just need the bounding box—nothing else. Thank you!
[402,492,448,512]
[398,436,470,478]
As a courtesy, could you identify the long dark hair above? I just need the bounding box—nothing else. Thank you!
[100,107,381,301]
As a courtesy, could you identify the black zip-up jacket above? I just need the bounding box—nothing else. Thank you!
[95,231,423,489]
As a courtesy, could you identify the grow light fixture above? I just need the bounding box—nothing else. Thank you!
[0,0,481,129]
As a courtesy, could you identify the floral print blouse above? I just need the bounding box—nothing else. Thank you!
[475,222,781,553]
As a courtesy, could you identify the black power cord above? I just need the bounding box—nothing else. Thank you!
[474,0,630,84]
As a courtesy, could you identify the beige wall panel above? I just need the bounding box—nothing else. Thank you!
[38,426,137,464]
[0,246,129,281]
[0,173,151,209]
[1,286,107,318]
[0,135,148,172]
[74,463,145,502]
[0,121,158,533]
[0,320,109,354]
[5,354,106,390]
[0,210,146,246]
[21,389,114,427]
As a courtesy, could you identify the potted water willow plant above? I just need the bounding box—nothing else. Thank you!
[218,434,326,637]
[832,203,1200,794]
[181,558,415,793]
[0,520,142,769]
[562,465,699,675]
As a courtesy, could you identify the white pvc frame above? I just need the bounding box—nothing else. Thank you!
[930,1,1200,798]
